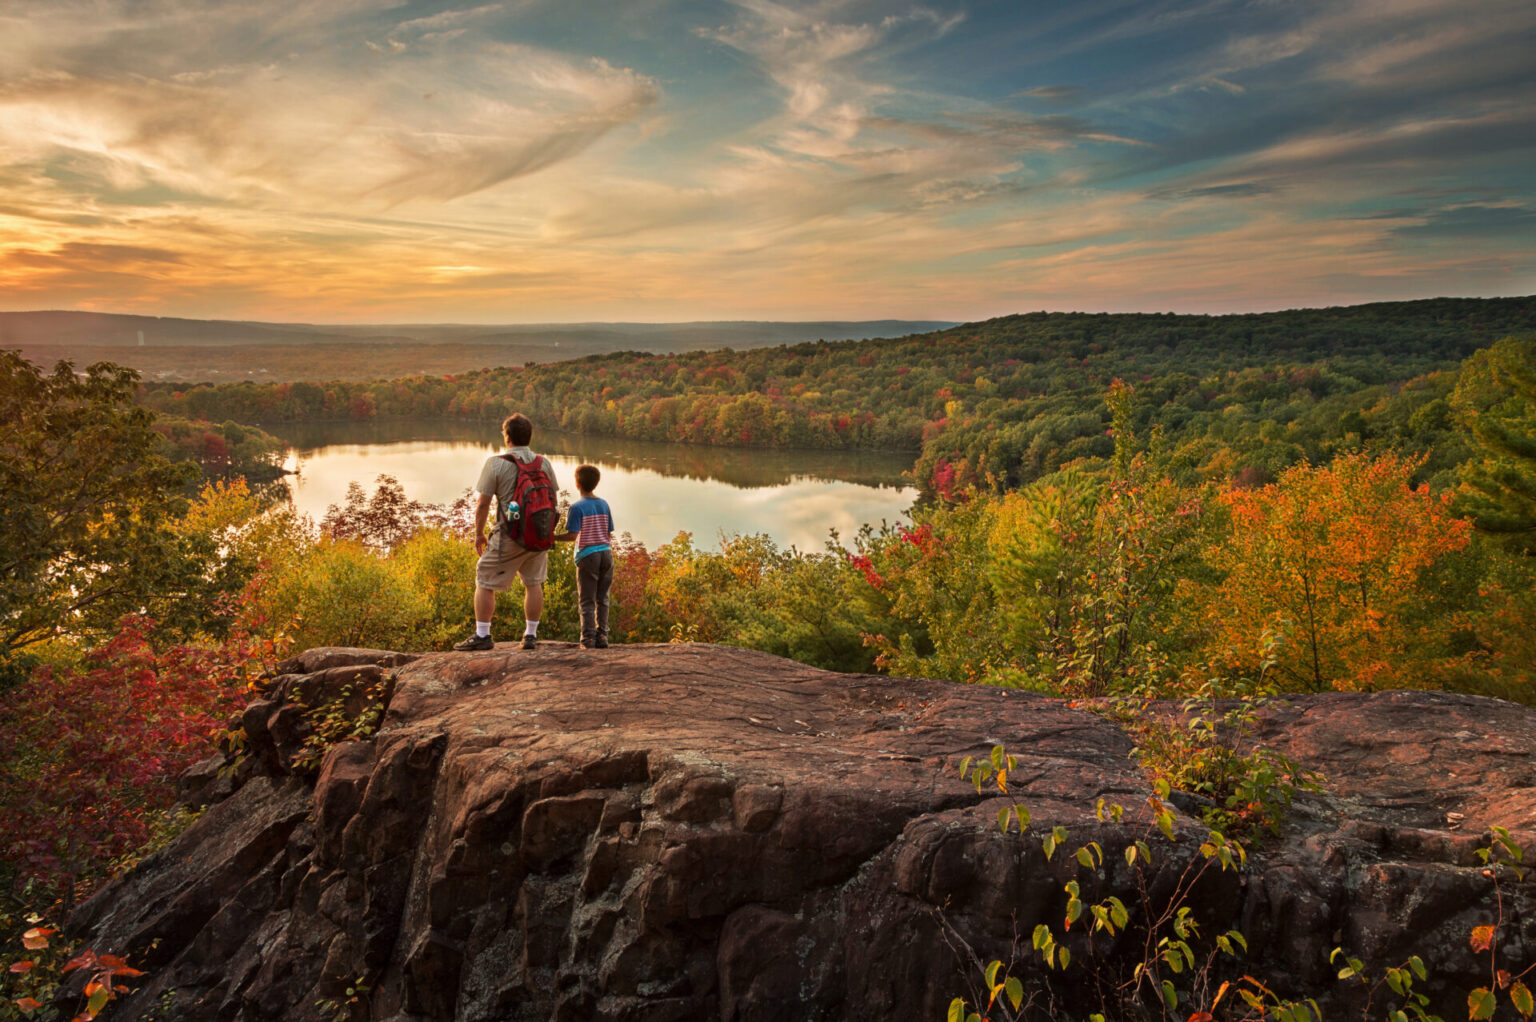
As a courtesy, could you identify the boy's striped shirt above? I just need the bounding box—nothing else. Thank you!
[566,497,613,561]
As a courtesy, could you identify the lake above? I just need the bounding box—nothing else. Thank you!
[270,420,919,552]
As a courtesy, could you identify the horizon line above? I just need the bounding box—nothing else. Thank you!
[2,292,1532,331]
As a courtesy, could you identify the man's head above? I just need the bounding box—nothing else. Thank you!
[575,464,600,494]
[502,413,533,447]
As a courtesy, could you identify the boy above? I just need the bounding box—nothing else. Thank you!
[556,464,615,649]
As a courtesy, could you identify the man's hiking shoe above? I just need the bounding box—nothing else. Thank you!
[453,634,494,651]
[580,639,596,649]
[594,637,609,649]
[521,634,537,650]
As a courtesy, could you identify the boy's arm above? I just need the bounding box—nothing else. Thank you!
[554,504,581,543]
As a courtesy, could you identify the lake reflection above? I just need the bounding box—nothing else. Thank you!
[270,421,918,552]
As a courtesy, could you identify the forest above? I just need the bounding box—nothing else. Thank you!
[138,297,1536,501]
[2,313,955,384]
[3,298,1536,1019]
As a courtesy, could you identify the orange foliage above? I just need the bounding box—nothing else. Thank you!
[1199,452,1473,692]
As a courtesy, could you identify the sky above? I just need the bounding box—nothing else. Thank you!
[0,0,1532,323]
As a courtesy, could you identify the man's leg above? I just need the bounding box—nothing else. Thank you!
[454,585,500,651]
[474,586,496,628]
[522,582,543,645]
[515,551,548,649]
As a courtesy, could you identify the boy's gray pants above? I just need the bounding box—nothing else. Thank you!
[577,550,613,641]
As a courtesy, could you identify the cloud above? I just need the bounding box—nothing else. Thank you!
[536,0,1149,258]
[1222,107,1536,183]
[970,210,1535,315]
[699,1,970,159]
[1150,182,1278,201]
[0,0,1530,322]
[1019,86,1079,100]
[6,242,185,268]
[374,3,508,50]
[1074,0,1536,224]
[1386,202,1536,240]
[0,3,661,211]
[362,52,661,204]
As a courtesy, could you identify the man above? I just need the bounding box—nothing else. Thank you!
[453,413,558,651]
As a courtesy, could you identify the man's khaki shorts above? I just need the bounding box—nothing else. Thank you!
[475,529,549,591]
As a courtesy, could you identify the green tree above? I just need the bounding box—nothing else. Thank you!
[988,384,1206,695]
[0,354,201,673]
[1453,336,1536,554]
[717,543,882,673]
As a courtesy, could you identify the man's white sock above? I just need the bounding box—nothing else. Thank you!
[525,619,540,637]
[475,621,491,638]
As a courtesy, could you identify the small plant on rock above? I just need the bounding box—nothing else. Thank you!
[947,746,1536,1022]
[948,746,1263,1021]
[3,919,141,1022]
[290,675,390,776]
[1125,642,1321,840]
[316,974,371,1022]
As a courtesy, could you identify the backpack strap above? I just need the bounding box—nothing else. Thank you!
[498,453,544,474]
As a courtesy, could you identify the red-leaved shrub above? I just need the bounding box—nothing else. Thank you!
[0,616,284,897]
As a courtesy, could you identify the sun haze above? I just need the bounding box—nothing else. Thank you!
[1,0,1532,323]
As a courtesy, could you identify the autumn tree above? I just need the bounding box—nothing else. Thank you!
[1200,452,1473,692]
[0,354,204,676]
[987,382,1205,695]
[320,474,454,553]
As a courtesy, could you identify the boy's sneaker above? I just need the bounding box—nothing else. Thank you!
[594,636,609,649]
[521,634,537,650]
[453,634,494,651]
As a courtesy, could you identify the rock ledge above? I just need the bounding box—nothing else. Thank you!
[70,643,1536,1020]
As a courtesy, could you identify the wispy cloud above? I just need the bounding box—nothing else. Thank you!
[0,0,1529,321]
[0,2,660,209]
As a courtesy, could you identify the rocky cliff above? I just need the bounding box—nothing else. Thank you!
[68,643,1536,1021]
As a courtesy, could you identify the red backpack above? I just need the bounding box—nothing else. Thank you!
[498,454,559,551]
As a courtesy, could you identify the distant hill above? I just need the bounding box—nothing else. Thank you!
[0,311,956,349]
[0,312,959,383]
[135,294,1536,495]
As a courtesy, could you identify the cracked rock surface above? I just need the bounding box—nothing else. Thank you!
[70,644,1536,1020]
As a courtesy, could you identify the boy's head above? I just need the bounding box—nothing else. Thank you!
[575,464,600,494]
[502,413,533,447]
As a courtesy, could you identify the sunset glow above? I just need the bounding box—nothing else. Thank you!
[2,0,1532,322]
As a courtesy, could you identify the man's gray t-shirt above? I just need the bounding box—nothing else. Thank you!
[476,447,558,524]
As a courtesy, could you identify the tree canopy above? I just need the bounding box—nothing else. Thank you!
[1453,336,1536,554]
[0,353,208,671]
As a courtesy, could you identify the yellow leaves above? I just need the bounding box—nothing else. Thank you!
[1512,980,1534,1018]
[177,476,264,535]
[20,928,53,951]
[84,979,111,1018]
[1471,924,1497,953]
